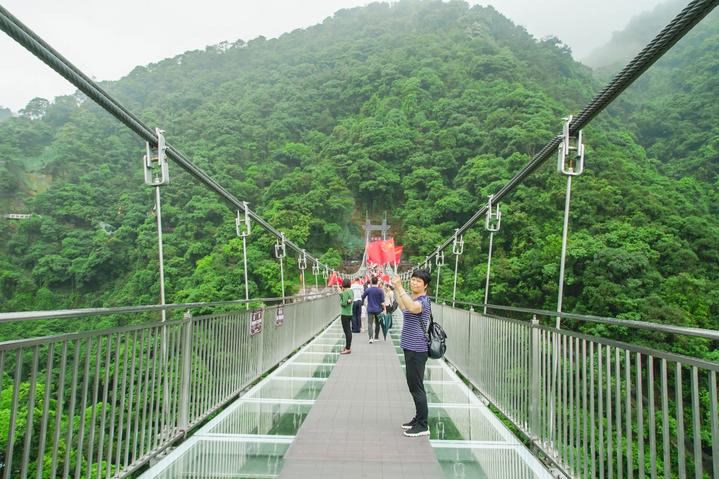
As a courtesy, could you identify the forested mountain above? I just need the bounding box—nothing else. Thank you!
[0,0,716,354]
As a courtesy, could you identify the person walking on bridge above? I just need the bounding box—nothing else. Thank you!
[339,278,354,354]
[350,278,363,333]
[362,276,385,343]
[392,270,431,437]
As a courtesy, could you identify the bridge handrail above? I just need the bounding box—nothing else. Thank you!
[0,292,332,323]
[436,303,719,479]
[442,299,719,341]
[0,294,339,478]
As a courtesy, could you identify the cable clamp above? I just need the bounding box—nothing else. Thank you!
[235,202,251,238]
[274,234,286,259]
[425,256,432,272]
[557,115,585,176]
[312,260,320,276]
[435,247,445,267]
[452,230,464,255]
[298,250,307,270]
[143,128,169,186]
[485,195,501,232]
[322,266,329,280]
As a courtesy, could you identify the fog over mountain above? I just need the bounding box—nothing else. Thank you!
[0,0,669,112]
[582,0,692,70]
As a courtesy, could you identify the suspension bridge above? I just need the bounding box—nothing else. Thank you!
[0,1,718,478]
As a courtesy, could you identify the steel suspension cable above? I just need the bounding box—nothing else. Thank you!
[0,5,339,273]
[417,0,718,268]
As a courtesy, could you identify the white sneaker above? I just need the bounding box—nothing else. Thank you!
[369,338,374,344]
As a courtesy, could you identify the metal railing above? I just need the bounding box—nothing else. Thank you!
[435,302,719,479]
[0,294,337,479]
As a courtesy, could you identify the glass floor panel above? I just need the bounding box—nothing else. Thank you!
[401,364,467,381]
[426,381,472,404]
[304,343,343,353]
[292,352,339,364]
[208,401,312,435]
[150,438,290,478]
[428,406,506,441]
[312,338,343,345]
[248,377,325,400]
[423,366,456,381]
[141,316,551,479]
[434,445,550,479]
[276,362,334,379]
[397,360,462,380]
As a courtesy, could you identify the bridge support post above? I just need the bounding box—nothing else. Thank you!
[298,250,307,298]
[434,247,444,303]
[530,315,541,440]
[275,235,287,303]
[178,311,193,432]
[556,115,585,328]
[451,230,464,307]
[483,195,501,315]
[143,129,172,425]
[236,202,251,310]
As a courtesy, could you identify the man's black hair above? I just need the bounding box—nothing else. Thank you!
[370,276,378,285]
[411,269,431,287]
[342,278,351,288]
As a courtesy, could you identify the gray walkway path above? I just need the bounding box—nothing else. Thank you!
[278,332,445,479]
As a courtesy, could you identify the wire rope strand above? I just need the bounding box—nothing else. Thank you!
[418,0,718,267]
[0,5,350,275]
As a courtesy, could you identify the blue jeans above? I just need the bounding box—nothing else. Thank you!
[351,301,362,332]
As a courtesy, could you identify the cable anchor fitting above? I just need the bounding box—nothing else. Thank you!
[235,202,251,238]
[452,230,464,256]
[435,247,445,267]
[143,128,169,186]
[298,250,308,270]
[485,195,502,232]
[274,234,286,259]
[312,259,320,276]
[557,115,585,176]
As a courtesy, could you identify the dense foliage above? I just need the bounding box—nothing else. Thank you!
[0,1,717,476]
[0,0,716,345]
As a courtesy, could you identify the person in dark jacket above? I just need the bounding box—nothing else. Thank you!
[361,276,385,343]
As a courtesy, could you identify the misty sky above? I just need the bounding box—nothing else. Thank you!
[1,0,670,112]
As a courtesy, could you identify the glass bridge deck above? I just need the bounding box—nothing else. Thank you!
[139,318,552,478]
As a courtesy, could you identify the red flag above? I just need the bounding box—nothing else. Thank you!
[380,239,395,265]
[328,272,341,286]
[366,241,383,265]
[394,245,403,265]
[367,239,397,265]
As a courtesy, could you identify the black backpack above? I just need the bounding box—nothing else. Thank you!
[419,300,447,359]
